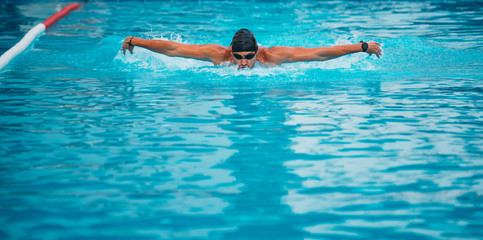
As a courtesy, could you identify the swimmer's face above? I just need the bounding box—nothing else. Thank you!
[232,51,257,69]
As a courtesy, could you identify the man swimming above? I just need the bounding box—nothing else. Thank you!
[121,28,382,69]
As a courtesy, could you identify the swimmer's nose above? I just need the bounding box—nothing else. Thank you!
[239,59,248,67]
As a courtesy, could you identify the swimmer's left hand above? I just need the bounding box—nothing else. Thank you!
[366,41,382,58]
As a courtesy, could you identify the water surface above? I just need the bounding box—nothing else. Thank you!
[0,1,482,239]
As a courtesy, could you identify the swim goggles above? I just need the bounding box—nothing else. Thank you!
[233,52,256,60]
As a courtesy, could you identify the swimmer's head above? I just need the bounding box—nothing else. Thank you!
[231,29,258,69]
[231,29,258,52]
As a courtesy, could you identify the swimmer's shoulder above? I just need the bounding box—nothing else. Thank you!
[257,47,283,66]
[200,44,231,65]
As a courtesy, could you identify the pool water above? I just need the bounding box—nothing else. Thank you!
[1,1,482,239]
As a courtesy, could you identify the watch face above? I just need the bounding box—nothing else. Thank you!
[362,42,369,52]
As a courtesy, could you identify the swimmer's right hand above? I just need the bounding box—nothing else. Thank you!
[121,36,135,55]
[366,41,382,58]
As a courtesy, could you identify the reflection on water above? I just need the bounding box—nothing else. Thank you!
[1,0,483,239]
[218,90,304,238]
[282,78,482,238]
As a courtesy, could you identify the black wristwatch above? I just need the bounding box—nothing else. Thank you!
[128,36,135,46]
[360,41,368,52]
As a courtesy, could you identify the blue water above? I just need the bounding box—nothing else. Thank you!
[1,1,482,239]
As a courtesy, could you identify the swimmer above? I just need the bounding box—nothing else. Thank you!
[121,28,381,69]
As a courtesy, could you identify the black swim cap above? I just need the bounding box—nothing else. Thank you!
[231,29,258,53]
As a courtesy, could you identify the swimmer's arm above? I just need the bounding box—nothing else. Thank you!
[121,37,229,64]
[266,42,381,64]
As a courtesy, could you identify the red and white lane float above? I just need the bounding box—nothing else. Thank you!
[0,3,81,71]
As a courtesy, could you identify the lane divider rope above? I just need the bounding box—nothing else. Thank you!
[0,3,81,71]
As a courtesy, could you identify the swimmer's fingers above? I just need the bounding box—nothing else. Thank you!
[121,41,128,55]
[375,44,382,58]
[121,42,134,55]
[367,41,382,59]
[372,48,381,59]
[374,41,382,58]
[121,36,136,55]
